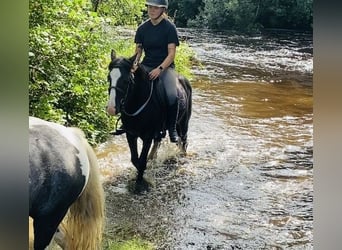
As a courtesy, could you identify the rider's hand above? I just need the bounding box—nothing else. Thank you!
[131,61,139,73]
[149,67,162,80]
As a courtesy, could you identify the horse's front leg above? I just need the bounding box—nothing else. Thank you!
[126,134,139,170]
[137,139,153,181]
[135,139,152,194]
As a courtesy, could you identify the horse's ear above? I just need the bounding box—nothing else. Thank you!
[111,49,116,61]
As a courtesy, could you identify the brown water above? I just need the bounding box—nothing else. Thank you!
[98,29,313,249]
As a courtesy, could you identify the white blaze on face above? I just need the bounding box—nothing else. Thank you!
[29,116,90,189]
[107,68,121,108]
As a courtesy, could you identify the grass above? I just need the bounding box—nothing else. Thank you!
[104,238,155,250]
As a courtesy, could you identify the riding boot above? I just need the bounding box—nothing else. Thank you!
[167,101,179,143]
[115,124,126,135]
[110,124,125,135]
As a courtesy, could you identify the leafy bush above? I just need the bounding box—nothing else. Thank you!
[95,0,145,26]
[29,0,114,144]
[29,0,194,144]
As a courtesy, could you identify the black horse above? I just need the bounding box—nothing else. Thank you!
[106,49,192,192]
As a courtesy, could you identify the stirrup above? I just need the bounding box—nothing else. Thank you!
[110,116,125,135]
[111,128,125,136]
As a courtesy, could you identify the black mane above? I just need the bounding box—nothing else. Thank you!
[108,57,132,71]
[108,57,150,84]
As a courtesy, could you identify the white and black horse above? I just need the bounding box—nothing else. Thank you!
[106,50,192,193]
[29,116,105,250]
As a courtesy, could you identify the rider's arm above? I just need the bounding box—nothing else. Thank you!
[158,43,176,71]
[134,43,143,65]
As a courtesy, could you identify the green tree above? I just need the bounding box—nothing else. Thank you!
[168,0,312,31]
[168,0,204,27]
[256,0,313,29]
[187,0,258,31]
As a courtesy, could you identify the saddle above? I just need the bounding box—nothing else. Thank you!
[154,75,186,109]
[154,78,168,108]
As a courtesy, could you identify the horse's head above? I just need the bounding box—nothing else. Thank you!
[106,50,137,115]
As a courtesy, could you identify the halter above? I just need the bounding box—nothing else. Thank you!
[108,85,125,95]
[108,67,155,117]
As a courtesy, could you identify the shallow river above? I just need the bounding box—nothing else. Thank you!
[97,29,313,249]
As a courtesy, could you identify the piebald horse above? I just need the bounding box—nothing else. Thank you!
[29,116,105,250]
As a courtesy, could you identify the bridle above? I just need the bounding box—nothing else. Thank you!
[108,66,155,117]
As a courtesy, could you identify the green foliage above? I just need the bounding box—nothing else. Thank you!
[187,0,223,29]
[112,38,136,57]
[169,0,313,31]
[29,0,195,144]
[175,42,195,80]
[168,0,204,27]
[95,0,146,25]
[29,0,115,144]
[187,0,259,31]
[256,0,313,30]
[104,238,154,250]
[224,0,260,31]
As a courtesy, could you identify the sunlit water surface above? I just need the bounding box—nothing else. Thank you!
[97,29,313,249]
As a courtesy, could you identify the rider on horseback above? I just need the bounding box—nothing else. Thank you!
[123,0,180,143]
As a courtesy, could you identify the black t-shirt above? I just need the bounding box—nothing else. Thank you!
[134,18,179,68]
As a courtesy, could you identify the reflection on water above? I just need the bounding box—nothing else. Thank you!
[98,29,313,249]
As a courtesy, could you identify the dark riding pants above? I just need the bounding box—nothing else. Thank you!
[142,65,178,106]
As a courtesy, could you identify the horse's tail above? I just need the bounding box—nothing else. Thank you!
[184,77,192,115]
[179,75,192,117]
[61,128,105,250]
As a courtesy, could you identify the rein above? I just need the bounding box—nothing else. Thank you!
[122,76,155,117]
[108,63,155,117]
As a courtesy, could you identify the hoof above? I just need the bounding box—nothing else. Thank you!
[177,141,188,154]
[134,178,150,194]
